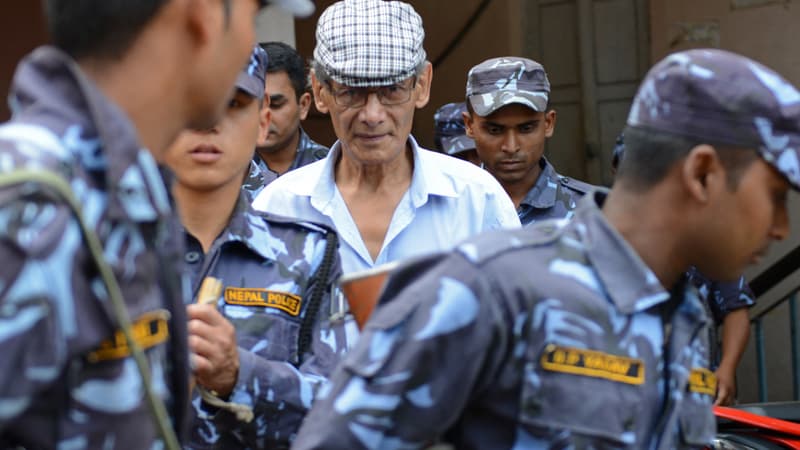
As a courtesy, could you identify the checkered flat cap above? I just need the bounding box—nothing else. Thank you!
[466,57,550,117]
[314,0,426,87]
[628,49,800,190]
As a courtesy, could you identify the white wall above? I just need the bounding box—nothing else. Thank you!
[256,6,296,47]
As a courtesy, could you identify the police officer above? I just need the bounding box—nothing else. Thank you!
[254,42,329,182]
[292,49,799,449]
[464,57,597,226]
[613,133,755,406]
[164,46,349,449]
[0,0,271,448]
[433,102,481,166]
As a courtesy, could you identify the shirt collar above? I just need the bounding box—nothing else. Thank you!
[520,158,559,209]
[309,135,459,211]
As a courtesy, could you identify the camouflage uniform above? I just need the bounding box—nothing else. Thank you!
[686,267,755,370]
[184,191,351,449]
[242,161,277,201]
[295,48,800,449]
[518,157,595,226]
[292,193,716,449]
[433,102,475,157]
[0,47,190,448]
[253,129,328,183]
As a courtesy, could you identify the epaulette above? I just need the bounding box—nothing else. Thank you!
[558,175,602,195]
[456,219,568,265]
[253,210,337,237]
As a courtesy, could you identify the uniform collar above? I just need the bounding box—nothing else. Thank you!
[216,192,281,261]
[520,158,558,209]
[577,192,703,318]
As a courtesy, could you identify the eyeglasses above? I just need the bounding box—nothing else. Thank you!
[325,78,417,108]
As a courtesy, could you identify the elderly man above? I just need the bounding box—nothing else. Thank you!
[293,49,798,449]
[254,0,519,275]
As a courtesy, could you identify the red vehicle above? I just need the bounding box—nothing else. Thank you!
[712,403,800,449]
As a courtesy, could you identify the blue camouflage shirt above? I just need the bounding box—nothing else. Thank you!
[0,47,190,449]
[519,157,597,227]
[293,192,715,449]
[253,128,328,183]
[183,192,353,449]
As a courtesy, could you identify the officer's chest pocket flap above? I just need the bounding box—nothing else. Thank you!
[519,344,645,447]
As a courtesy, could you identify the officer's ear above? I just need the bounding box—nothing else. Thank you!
[682,144,724,204]
[298,92,313,120]
[544,109,557,138]
[463,110,476,139]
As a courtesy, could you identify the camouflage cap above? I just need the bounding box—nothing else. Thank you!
[628,49,800,190]
[434,102,476,156]
[466,57,550,117]
[235,45,269,100]
[314,0,426,88]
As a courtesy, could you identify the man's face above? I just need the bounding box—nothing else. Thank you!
[258,70,311,152]
[185,0,260,130]
[465,103,555,188]
[310,63,432,166]
[700,157,791,280]
[165,90,266,192]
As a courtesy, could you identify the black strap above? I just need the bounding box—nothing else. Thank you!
[295,231,338,365]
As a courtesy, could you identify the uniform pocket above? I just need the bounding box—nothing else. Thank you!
[223,304,302,362]
[679,368,716,446]
[518,343,645,447]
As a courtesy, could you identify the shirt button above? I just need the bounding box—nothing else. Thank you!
[185,251,201,264]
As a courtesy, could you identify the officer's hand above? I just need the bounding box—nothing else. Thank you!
[187,304,239,398]
[714,366,736,406]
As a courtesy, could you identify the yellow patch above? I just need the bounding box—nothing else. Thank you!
[540,344,645,385]
[224,288,302,316]
[688,368,717,396]
[87,310,170,362]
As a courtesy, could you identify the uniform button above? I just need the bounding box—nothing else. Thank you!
[185,251,201,264]
[623,417,635,431]
[560,177,571,185]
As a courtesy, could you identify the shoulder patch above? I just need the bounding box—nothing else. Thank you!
[457,220,566,264]
[224,287,302,316]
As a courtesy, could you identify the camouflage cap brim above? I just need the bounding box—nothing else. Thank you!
[468,91,548,117]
